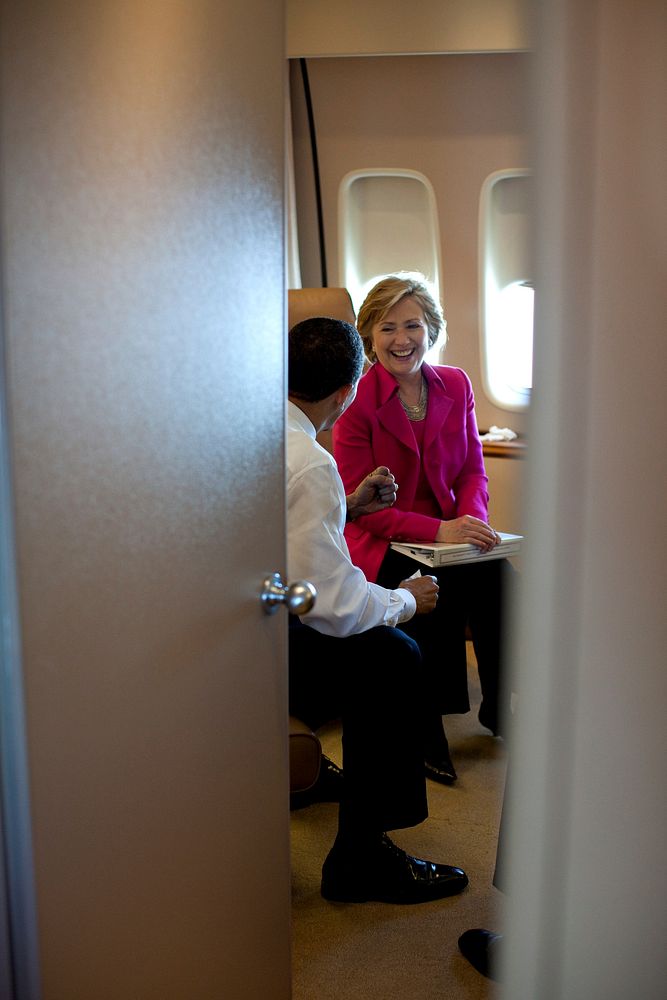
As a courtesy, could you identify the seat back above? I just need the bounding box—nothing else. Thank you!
[287,287,356,330]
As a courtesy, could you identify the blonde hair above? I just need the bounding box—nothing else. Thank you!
[356,274,447,363]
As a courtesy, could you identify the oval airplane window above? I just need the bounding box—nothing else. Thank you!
[339,168,443,362]
[479,168,533,410]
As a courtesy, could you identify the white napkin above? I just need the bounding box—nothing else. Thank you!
[479,425,518,442]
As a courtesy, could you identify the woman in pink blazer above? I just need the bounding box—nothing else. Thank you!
[333,275,512,784]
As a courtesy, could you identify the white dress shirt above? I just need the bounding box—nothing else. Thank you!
[287,401,416,637]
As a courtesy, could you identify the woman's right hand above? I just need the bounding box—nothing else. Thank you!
[436,515,499,552]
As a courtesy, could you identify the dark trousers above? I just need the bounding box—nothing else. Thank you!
[377,549,513,738]
[289,620,428,833]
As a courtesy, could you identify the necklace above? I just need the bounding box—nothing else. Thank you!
[398,375,428,421]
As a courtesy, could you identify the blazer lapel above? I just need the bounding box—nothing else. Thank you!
[422,365,454,456]
[374,365,419,456]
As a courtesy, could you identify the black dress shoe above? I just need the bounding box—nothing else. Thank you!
[290,755,343,809]
[424,754,457,785]
[321,834,468,904]
[458,928,503,981]
[478,703,502,737]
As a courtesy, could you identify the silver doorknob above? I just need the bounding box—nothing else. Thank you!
[260,572,317,616]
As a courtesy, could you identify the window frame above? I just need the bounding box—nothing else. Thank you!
[478,167,533,412]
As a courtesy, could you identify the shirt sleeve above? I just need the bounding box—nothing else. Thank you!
[287,453,416,637]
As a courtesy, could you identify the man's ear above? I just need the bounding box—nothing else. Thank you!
[335,383,355,406]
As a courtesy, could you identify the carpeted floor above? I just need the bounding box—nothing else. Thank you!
[290,644,507,1000]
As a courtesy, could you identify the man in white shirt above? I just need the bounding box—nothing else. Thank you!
[288,316,468,905]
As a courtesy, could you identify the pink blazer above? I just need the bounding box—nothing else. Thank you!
[333,362,489,583]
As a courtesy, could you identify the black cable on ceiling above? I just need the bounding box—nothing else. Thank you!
[299,58,327,287]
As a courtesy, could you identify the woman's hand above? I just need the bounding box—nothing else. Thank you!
[436,515,500,552]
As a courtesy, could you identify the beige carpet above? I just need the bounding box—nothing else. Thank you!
[290,644,507,1000]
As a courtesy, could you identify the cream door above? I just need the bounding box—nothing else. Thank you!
[0,2,290,998]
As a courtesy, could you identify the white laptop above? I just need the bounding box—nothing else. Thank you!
[391,531,523,569]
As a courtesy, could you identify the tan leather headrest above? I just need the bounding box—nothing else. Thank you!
[288,287,356,330]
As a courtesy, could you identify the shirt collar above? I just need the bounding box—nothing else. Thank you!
[287,399,317,438]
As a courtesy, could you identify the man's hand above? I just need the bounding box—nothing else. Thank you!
[399,574,439,615]
[346,466,398,521]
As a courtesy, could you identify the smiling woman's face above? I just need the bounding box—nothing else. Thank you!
[371,296,429,381]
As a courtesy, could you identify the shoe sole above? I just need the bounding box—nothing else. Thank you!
[321,876,468,905]
[424,768,457,785]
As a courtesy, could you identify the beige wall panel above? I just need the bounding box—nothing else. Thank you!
[287,0,530,57]
[486,456,527,544]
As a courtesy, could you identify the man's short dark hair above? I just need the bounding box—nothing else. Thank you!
[288,317,365,402]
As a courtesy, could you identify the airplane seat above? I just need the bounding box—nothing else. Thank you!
[288,286,356,330]
[288,715,322,794]
[288,287,360,455]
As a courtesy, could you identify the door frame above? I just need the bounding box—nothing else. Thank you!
[0,323,41,999]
